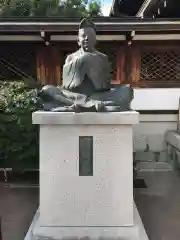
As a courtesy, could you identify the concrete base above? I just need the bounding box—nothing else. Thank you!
[25,203,149,240]
[33,112,139,227]
[136,162,172,172]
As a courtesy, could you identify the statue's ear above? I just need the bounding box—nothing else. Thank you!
[77,37,80,46]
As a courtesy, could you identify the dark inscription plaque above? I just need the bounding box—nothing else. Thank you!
[79,136,93,176]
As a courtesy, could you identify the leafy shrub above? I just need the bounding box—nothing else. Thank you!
[0,81,42,170]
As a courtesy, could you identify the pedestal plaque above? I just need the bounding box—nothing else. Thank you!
[79,136,93,176]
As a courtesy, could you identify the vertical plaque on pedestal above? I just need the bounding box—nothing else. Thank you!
[79,136,93,176]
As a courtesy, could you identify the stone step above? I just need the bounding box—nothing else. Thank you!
[137,162,172,172]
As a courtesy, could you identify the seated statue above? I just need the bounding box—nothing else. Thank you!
[39,18,134,112]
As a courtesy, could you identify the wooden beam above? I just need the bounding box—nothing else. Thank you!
[134,34,180,40]
[51,35,126,41]
[0,35,42,41]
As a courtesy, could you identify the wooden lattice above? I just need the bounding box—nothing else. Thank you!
[140,50,180,82]
[0,43,36,81]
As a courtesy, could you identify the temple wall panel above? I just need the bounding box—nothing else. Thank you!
[129,41,180,88]
[0,41,180,90]
[0,42,36,81]
[36,45,61,86]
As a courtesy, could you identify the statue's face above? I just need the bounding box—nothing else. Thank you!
[78,27,96,52]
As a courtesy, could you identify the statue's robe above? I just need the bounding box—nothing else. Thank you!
[62,49,111,95]
[39,49,134,112]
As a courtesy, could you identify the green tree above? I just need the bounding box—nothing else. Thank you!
[0,0,31,16]
[88,0,102,16]
[0,0,102,17]
[31,0,59,17]
[58,0,89,17]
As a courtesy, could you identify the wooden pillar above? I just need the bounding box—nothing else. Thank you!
[112,45,140,85]
[112,47,125,84]
[122,45,141,86]
[36,45,61,86]
[131,47,140,86]
[124,45,132,84]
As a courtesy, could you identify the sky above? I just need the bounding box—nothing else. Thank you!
[101,0,112,16]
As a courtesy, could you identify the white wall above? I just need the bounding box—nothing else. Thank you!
[133,115,177,152]
[132,88,180,110]
[131,88,180,155]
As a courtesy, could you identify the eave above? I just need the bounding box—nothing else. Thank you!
[0,18,180,43]
[0,18,180,32]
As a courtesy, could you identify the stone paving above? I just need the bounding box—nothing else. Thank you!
[1,172,180,240]
[135,171,180,240]
[0,184,38,240]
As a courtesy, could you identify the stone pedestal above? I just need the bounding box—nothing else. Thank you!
[25,111,149,240]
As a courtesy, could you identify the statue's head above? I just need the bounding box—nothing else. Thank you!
[78,18,96,52]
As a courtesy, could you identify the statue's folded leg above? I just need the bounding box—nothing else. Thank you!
[39,85,93,112]
[41,85,73,105]
[39,85,74,107]
[89,85,134,112]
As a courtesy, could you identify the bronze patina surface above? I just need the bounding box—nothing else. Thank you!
[39,18,134,112]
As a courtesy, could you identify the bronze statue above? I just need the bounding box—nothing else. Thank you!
[39,18,134,112]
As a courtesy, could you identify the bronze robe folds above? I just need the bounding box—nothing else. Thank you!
[39,50,134,112]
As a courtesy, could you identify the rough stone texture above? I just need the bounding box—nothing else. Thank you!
[36,113,138,227]
[134,151,169,163]
[133,122,176,164]
[32,113,179,165]
[27,204,149,240]
[165,131,180,149]
[32,111,139,125]
[133,122,176,153]
[175,150,180,166]
[158,152,167,162]
[146,135,165,152]
[137,162,172,172]
[31,111,141,239]
[165,131,180,169]
[135,152,155,162]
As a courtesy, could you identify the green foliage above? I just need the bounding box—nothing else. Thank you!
[0,0,31,16]
[0,81,41,170]
[0,0,102,17]
[88,0,102,17]
[31,0,59,17]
